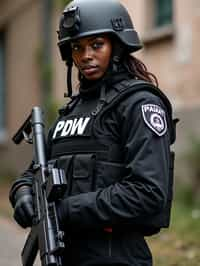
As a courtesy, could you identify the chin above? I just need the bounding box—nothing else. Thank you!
[84,73,104,81]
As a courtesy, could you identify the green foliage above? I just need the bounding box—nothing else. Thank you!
[0,159,18,183]
[147,189,200,266]
[171,199,200,240]
[54,0,72,8]
[183,135,200,201]
[174,183,197,207]
[0,169,16,184]
[44,98,60,128]
[37,0,73,125]
[185,136,200,177]
[35,45,60,127]
[36,45,52,92]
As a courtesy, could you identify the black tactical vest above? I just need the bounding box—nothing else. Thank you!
[49,79,177,236]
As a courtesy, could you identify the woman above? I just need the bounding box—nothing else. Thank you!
[9,0,176,265]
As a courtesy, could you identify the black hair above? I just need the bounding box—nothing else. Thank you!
[123,54,159,87]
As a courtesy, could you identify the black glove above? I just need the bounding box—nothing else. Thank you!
[12,186,34,228]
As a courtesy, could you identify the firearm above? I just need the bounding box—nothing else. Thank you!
[12,106,67,266]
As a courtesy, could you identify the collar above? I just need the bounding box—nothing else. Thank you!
[79,65,132,99]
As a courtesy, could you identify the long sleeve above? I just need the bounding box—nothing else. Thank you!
[59,93,170,227]
[59,91,172,229]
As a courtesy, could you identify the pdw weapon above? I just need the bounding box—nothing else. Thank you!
[12,106,67,266]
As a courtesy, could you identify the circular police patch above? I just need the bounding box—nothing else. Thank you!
[141,104,167,136]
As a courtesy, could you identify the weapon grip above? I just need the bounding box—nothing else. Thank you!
[21,227,38,266]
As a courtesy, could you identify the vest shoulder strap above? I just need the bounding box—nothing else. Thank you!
[107,79,169,108]
[103,79,178,145]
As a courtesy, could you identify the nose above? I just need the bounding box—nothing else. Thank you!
[81,45,93,62]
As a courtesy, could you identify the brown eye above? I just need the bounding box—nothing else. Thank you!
[92,41,104,49]
[71,43,80,51]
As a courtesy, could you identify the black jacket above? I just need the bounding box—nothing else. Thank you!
[10,75,174,266]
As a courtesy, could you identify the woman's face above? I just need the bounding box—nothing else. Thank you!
[71,35,112,81]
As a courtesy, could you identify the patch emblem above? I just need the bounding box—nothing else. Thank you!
[141,104,167,136]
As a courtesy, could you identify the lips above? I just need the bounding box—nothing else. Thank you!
[81,65,99,76]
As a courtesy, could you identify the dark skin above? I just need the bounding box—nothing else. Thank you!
[71,35,112,81]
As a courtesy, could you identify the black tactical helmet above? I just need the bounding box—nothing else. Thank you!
[57,0,142,61]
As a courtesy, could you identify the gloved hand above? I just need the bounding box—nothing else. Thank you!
[12,186,34,228]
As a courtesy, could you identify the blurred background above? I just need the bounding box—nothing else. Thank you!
[0,0,200,265]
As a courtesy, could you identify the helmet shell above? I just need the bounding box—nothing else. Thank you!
[57,0,142,61]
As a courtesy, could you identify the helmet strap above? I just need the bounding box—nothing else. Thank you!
[65,59,73,98]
